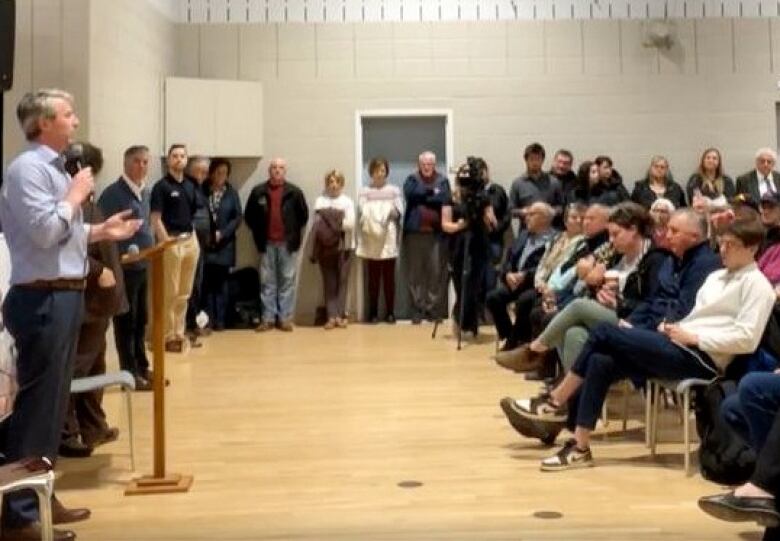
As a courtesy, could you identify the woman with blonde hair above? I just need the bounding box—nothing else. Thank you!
[686,147,735,209]
[631,155,687,209]
[313,170,355,329]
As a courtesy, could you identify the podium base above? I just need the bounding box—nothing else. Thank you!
[125,473,193,495]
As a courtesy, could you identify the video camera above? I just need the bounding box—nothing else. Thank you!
[455,156,490,226]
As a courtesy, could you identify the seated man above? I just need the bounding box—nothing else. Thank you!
[700,370,780,537]
[489,203,609,352]
[509,216,775,470]
[485,202,556,349]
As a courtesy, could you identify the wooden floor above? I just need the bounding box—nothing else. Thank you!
[57,322,763,540]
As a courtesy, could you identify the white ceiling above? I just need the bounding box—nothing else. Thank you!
[157,0,780,23]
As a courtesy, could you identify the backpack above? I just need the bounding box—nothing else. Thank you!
[310,209,344,262]
[694,378,756,485]
[0,291,18,422]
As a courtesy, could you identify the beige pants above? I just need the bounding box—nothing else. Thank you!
[163,233,200,340]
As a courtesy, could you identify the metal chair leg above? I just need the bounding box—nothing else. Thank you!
[651,382,661,456]
[124,387,135,471]
[645,383,652,447]
[683,390,691,475]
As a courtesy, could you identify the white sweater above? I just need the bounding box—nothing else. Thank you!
[314,193,356,251]
[679,262,775,371]
[356,184,404,260]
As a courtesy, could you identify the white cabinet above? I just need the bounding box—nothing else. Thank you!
[165,77,263,157]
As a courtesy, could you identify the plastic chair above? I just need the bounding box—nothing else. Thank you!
[0,458,55,541]
[648,377,715,475]
[70,371,136,470]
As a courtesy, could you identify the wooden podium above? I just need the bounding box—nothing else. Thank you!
[121,238,194,495]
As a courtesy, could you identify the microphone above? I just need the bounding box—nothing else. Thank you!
[127,244,140,256]
[63,143,84,176]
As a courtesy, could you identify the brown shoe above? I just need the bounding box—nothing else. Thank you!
[134,375,153,392]
[52,496,91,525]
[84,427,119,448]
[494,344,545,373]
[164,338,183,353]
[278,320,294,332]
[323,318,337,330]
[255,321,274,332]
[336,318,348,329]
[2,523,76,540]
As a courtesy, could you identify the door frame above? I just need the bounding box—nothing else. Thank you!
[353,109,455,320]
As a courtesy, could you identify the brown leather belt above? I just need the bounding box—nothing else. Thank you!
[18,278,86,291]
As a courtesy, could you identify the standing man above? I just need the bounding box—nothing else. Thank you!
[98,145,154,390]
[402,151,452,324]
[244,158,309,331]
[736,148,780,204]
[184,155,210,347]
[0,89,140,541]
[549,149,577,206]
[509,142,565,228]
[150,144,201,353]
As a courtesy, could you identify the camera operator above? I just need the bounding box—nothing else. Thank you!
[441,157,496,338]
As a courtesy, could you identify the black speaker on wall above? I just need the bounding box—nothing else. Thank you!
[0,0,15,91]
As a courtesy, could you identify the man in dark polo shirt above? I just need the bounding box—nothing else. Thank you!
[509,142,565,230]
[150,144,200,352]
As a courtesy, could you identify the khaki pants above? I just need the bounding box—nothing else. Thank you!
[163,233,200,340]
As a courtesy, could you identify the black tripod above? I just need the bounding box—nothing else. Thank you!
[432,229,473,351]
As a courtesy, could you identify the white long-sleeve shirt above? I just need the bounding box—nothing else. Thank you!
[314,193,356,251]
[679,262,775,371]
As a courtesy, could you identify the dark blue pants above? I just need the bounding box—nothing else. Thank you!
[204,264,231,329]
[486,284,536,345]
[721,372,780,451]
[1,287,83,527]
[571,323,717,430]
[112,268,149,377]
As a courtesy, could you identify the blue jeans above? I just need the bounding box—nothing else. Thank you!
[2,287,83,527]
[721,372,780,451]
[570,323,717,430]
[260,243,297,323]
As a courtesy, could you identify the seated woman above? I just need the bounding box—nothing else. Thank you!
[496,202,669,374]
[511,216,775,471]
[649,197,675,250]
[687,147,736,210]
[631,155,687,210]
[312,170,355,330]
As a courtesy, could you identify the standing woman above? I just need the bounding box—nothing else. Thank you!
[631,155,687,209]
[686,147,736,209]
[356,157,403,323]
[313,170,356,329]
[203,158,242,331]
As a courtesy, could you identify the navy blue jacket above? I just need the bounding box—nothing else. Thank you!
[97,177,155,271]
[627,241,721,329]
[204,183,242,268]
[402,172,451,233]
[500,228,556,287]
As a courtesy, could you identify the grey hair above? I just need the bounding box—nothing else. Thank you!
[418,151,436,163]
[586,203,611,218]
[186,155,210,172]
[755,147,778,162]
[16,89,74,141]
[650,197,675,213]
[529,201,555,222]
[674,208,708,239]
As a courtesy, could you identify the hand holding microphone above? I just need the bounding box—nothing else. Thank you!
[63,142,94,209]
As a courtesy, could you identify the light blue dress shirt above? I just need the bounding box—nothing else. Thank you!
[0,143,89,285]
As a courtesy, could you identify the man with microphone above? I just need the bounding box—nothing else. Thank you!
[0,89,141,541]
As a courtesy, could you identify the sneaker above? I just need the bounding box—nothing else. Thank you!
[324,318,337,330]
[336,317,348,329]
[499,397,563,445]
[698,492,780,528]
[540,438,594,471]
[255,321,274,332]
[514,395,568,423]
[278,320,294,332]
